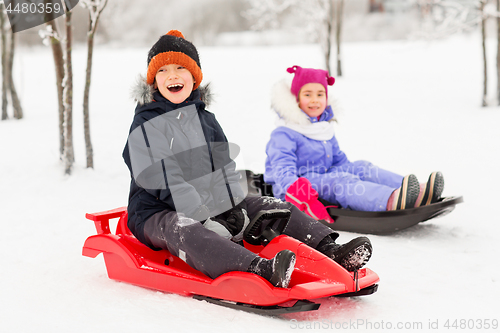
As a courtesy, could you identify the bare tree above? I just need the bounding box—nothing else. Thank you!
[476,0,500,106]
[41,20,65,157]
[415,0,479,39]
[334,0,344,77]
[8,29,22,119]
[325,0,333,75]
[416,0,500,106]
[62,9,74,174]
[1,4,7,120]
[40,6,75,174]
[245,0,344,75]
[480,0,488,107]
[0,3,23,120]
[81,0,108,169]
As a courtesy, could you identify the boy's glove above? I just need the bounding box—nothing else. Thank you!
[207,216,242,236]
[203,199,250,241]
[217,199,248,236]
[285,177,334,223]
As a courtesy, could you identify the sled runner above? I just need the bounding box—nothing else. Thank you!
[240,170,463,235]
[82,207,379,315]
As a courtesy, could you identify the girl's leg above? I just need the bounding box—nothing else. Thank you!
[347,160,403,189]
[244,196,337,249]
[306,171,394,211]
[143,210,257,279]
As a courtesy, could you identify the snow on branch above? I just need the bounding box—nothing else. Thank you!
[243,0,296,30]
[80,0,108,33]
[414,0,499,39]
[244,0,329,39]
[39,24,61,46]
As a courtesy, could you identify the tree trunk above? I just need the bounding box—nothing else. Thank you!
[8,31,23,119]
[83,13,95,169]
[63,11,74,174]
[46,20,65,157]
[335,0,344,77]
[83,0,108,169]
[324,0,333,74]
[1,5,8,120]
[482,1,487,107]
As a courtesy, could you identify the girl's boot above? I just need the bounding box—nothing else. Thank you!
[387,174,420,210]
[414,171,444,207]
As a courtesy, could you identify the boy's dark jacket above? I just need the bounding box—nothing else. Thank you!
[123,81,243,246]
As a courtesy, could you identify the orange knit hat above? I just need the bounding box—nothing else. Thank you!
[146,30,203,90]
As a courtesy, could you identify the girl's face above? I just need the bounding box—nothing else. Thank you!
[298,83,327,118]
[155,64,195,104]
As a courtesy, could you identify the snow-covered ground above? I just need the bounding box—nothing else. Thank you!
[1,34,499,332]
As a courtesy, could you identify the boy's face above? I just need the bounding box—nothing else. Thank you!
[155,64,195,104]
[298,83,327,118]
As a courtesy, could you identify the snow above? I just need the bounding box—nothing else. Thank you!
[1,34,500,332]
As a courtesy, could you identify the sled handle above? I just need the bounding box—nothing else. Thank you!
[85,207,127,235]
[243,209,291,246]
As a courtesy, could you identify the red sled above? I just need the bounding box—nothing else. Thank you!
[82,207,379,315]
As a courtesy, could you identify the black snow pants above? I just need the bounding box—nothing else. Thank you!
[143,196,338,279]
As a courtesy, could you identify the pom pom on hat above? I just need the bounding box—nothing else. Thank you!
[287,65,335,99]
[166,29,185,38]
[146,30,203,90]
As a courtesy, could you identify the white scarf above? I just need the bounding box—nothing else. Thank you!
[275,118,335,141]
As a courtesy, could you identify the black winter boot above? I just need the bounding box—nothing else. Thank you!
[387,174,420,210]
[316,235,372,271]
[415,171,445,207]
[247,250,296,288]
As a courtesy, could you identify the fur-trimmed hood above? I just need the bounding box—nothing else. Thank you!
[130,74,213,108]
[271,78,337,126]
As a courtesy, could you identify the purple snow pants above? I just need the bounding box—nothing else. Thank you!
[305,160,404,212]
[143,196,337,279]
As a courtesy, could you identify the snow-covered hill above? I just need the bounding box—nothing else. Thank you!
[1,34,499,332]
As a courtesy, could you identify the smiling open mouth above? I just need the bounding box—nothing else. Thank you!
[167,84,184,93]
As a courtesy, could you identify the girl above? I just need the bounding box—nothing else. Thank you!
[265,66,444,221]
[122,32,373,289]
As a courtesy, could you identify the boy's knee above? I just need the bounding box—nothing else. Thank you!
[259,195,288,208]
[171,214,202,237]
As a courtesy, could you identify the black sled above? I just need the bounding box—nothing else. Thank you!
[239,170,463,235]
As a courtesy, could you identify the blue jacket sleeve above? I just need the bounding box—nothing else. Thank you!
[329,135,349,166]
[265,128,300,199]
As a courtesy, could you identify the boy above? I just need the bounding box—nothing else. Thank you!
[123,30,373,288]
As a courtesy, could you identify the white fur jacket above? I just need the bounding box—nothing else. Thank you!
[270,78,338,141]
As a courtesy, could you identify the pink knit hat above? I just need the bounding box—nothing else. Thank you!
[287,65,335,100]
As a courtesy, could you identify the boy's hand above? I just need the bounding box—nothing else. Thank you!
[210,216,242,236]
[222,208,246,236]
[202,201,250,240]
[218,199,248,236]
